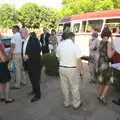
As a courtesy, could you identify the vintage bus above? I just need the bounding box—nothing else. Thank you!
[58,9,120,56]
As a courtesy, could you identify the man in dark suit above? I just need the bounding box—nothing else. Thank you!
[40,27,50,54]
[20,28,42,102]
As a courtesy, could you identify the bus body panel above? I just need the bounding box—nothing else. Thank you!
[58,10,120,56]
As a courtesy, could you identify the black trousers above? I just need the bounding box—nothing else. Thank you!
[28,68,41,98]
[42,46,49,54]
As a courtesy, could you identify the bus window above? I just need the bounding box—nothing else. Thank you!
[81,21,86,32]
[105,24,120,33]
[105,18,120,32]
[73,23,80,33]
[106,18,120,23]
[63,23,71,32]
[86,20,103,32]
[58,24,64,33]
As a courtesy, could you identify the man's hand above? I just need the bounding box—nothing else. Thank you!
[24,55,29,61]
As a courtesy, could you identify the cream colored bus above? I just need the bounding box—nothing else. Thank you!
[58,9,120,56]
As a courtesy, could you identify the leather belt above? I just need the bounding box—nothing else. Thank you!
[59,65,76,68]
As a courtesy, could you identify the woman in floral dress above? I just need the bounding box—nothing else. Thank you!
[97,26,113,104]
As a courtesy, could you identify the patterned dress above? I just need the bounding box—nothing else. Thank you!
[49,35,58,52]
[89,38,99,81]
[98,38,111,84]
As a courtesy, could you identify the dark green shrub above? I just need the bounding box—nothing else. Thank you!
[42,53,59,76]
[112,68,120,91]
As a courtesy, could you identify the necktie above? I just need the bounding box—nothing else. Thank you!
[21,41,24,58]
[43,34,46,46]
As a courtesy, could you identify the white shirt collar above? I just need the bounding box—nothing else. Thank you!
[25,36,30,42]
[23,35,30,56]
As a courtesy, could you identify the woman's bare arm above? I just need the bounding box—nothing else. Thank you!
[0,50,9,62]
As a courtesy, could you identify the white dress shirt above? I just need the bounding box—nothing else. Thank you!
[56,39,82,67]
[23,36,30,57]
[11,32,22,54]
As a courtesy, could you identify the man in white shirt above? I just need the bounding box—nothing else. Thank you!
[11,25,26,89]
[56,32,82,110]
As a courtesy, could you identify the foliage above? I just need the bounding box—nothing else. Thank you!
[18,3,42,28]
[95,0,114,11]
[18,3,60,28]
[112,68,120,91]
[42,53,59,76]
[112,0,120,9]
[0,3,61,29]
[61,0,120,16]
[39,7,61,28]
[0,0,120,28]
[0,4,18,28]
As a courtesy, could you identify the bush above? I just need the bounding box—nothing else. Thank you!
[112,68,120,91]
[42,53,59,76]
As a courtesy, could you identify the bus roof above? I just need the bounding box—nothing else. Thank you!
[60,9,120,23]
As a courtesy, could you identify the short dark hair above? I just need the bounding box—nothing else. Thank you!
[51,29,56,33]
[30,32,37,38]
[68,32,75,38]
[101,26,112,38]
[62,32,69,40]
[92,32,98,38]
[12,25,20,32]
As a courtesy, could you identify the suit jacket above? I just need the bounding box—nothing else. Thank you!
[40,32,50,47]
[25,36,41,71]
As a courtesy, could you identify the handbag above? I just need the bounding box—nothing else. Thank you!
[107,40,115,59]
[8,60,16,73]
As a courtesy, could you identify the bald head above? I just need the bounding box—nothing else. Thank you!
[20,28,29,39]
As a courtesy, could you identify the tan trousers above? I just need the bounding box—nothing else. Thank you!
[59,67,81,108]
[13,55,28,87]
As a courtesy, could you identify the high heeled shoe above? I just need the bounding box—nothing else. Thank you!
[97,96,102,103]
[97,96,107,105]
[101,97,107,105]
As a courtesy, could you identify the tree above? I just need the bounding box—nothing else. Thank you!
[61,0,94,16]
[61,0,120,16]
[95,0,114,11]
[18,3,41,28]
[18,3,61,28]
[0,4,18,28]
[112,0,120,9]
[40,7,61,28]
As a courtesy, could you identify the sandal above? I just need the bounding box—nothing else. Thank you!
[5,99,15,104]
[101,97,107,105]
[98,96,107,105]
[97,96,102,103]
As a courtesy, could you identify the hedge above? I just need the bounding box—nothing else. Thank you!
[41,53,59,76]
[112,68,120,91]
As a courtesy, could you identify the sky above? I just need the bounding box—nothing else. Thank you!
[0,0,63,9]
